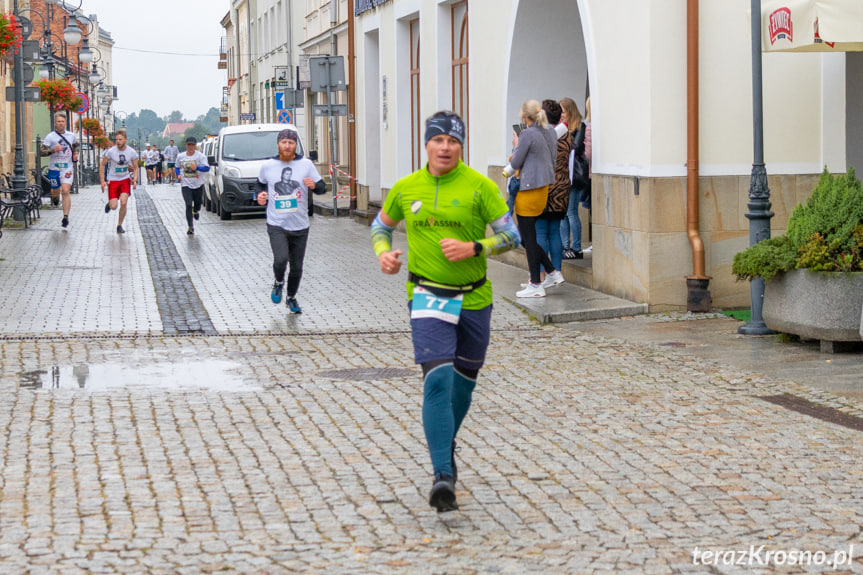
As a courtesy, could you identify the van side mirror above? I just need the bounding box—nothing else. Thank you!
[308,150,318,162]
[208,155,217,166]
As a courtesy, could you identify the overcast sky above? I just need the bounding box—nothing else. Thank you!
[79,0,228,121]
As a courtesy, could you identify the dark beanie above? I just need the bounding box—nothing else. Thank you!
[424,113,466,146]
[278,129,298,142]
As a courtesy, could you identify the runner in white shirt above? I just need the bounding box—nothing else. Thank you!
[164,140,180,184]
[99,129,138,234]
[255,128,327,313]
[175,136,210,235]
[144,144,156,185]
[40,112,79,228]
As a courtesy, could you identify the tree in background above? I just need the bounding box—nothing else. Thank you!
[123,108,226,149]
[195,107,224,136]
[183,122,208,143]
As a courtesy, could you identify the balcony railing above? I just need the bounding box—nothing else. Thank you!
[355,0,390,16]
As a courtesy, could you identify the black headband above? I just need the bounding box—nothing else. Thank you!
[424,114,466,146]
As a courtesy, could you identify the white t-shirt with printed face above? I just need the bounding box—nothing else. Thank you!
[104,146,139,182]
[258,156,322,231]
[176,151,208,189]
[43,130,77,172]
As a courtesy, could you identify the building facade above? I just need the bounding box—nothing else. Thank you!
[0,0,111,182]
[223,0,255,125]
[300,0,349,166]
[353,0,863,310]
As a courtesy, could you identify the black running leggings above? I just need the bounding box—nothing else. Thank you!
[267,224,309,298]
[517,215,554,284]
[181,186,203,227]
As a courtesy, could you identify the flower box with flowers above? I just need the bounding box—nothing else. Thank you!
[0,11,23,59]
[36,79,83,112]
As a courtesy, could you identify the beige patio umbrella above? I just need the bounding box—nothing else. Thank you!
[762,0,863,52]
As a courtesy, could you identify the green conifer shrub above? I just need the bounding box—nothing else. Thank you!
[732,168,863,281]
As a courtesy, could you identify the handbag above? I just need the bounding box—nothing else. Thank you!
[568,124,589,191]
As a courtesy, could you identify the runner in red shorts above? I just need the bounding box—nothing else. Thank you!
[100,129,139,234]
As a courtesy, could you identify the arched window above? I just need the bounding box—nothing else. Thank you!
[451,1,468,159]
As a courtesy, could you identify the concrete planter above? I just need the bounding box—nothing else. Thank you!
[764,269,863,351]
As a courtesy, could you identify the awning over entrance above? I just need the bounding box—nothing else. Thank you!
[762,0,863,52]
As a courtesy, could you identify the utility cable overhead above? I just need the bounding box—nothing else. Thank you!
[113,46,219,57]
[114,46,278,59]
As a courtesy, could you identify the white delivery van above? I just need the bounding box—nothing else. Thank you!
[207,123,314,220]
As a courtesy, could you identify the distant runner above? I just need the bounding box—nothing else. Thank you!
[164,140,179,184]
[41,112,79,228]
[175,136,210,235]
[99,128,138,234]
[144,144,156,185]
[154,147,165,184]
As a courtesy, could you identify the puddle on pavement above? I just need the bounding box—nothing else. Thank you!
[20,360,261,392]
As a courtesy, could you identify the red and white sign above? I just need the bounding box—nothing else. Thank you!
[75,92,89,115]
[768,7,793,45]
[762,0,863,53]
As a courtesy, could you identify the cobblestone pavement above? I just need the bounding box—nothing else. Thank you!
[0,186,862,573]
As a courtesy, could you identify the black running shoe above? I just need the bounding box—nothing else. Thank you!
[193,210,200,221]
[429,473,458,513]
[105,201,111,214]
[51,197,60,207]
[187,227,194,235]
[116,225,125,234]
[61,215,69,228]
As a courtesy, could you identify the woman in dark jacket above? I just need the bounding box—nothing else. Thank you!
[509,99,558,298]
[535,99,571,289]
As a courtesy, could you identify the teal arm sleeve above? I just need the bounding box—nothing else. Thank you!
[371,212,396,257]
[477,213,520,255]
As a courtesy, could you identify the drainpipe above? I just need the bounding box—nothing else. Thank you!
[247,2,253,119]
[348,0,357,213]
[686,0,712,312]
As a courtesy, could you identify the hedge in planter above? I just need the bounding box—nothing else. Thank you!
[733,168,863,348]
[733,168,863,281]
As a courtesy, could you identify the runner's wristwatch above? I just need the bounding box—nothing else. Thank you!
[473,242,483,257]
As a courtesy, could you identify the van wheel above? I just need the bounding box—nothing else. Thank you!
[220,207,232,221]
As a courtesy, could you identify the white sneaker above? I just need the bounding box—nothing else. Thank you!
[583,245,593,253]
[516,283,546,298]
[540,271,565,289]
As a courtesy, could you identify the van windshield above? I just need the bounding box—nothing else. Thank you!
[221,131,303,161]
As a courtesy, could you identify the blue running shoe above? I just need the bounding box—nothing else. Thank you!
[287,297,302,314]
[271,281,283,304]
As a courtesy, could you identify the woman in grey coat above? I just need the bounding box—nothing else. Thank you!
[509,99,558,298]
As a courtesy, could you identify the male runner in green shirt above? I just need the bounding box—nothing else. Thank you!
[372,111,520,512]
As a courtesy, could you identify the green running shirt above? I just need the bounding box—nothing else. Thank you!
[382,161,509,309]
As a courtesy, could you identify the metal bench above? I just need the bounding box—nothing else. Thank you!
[0,183,44,238]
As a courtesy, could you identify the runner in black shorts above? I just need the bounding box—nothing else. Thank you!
[371,111,521,512]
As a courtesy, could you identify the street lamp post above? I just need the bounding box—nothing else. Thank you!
[10,0,29,204]
[738,0,775,336]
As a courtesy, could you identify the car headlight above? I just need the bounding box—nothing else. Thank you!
[223,166,241,179]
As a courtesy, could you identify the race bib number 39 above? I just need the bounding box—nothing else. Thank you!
[274,194,299,213]
[411,286,463,324]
